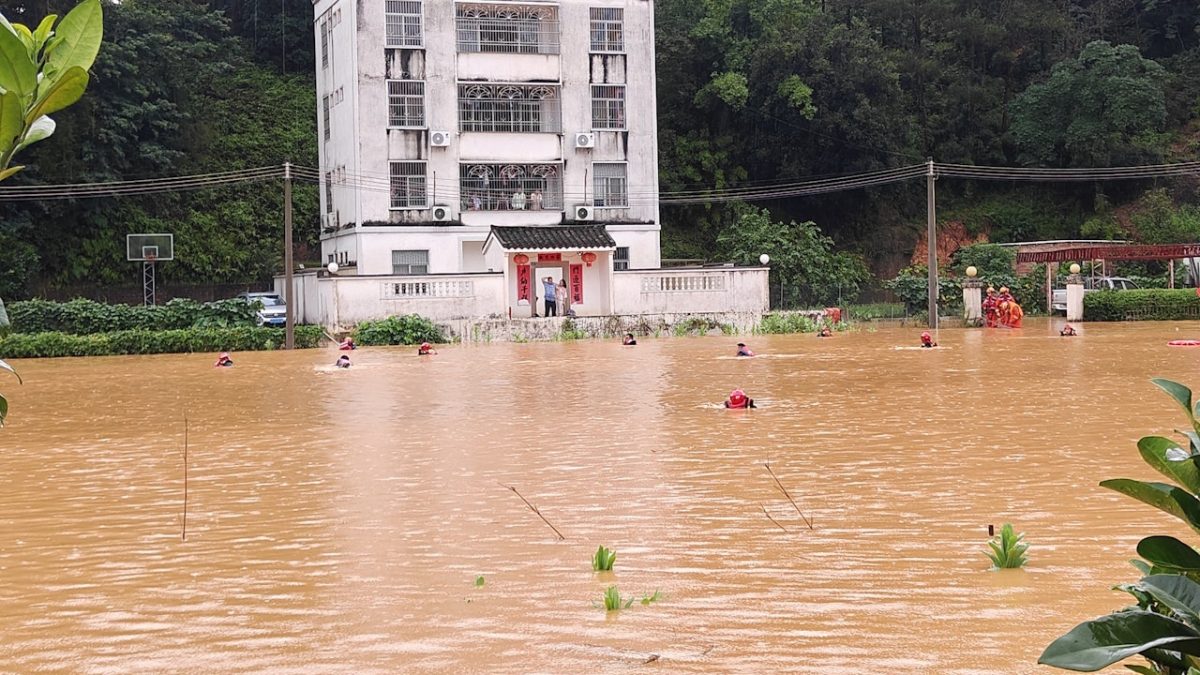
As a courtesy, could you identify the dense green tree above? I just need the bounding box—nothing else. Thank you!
[718,206,871,307]
[1010,41,1169,166]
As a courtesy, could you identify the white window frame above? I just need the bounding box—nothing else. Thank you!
[387,79,426,128]
[386,0,424,48]
[320,21,329,68]
[614,246,630,271]
[392,249,429,275]
[589,8,623,53]
[591,84,626,130]
[389,161,428,209]
[322,95,331,140]
[593,162,628,208]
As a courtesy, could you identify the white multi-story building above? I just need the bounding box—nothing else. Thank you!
[289,0,768,327]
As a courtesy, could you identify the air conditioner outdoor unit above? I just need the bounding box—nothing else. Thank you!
[574,132,595,149]
[574,203,594,221]
[431,205,452,222]
[430,130,452,147]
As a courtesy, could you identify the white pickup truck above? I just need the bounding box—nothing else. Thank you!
[1051,277,1140,314]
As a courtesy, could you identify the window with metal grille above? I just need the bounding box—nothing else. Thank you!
[322,95,331,140]
[390,161,428,209]
[320,21,329,68]
[458,84,561,133]
[325,172,333,213]
[593,163,628,208]
[392,249,429,275]
[456,4,559,54]
[590,8,623,52]
[614,246,630,271]
[386,0,423,47]
[388,80,425,127]
[459,163,562,212]
[591,85,626,129]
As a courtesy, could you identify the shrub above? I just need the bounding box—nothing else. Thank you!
[756,313,817,334]
[601,586,633,611]
[985,524,1029,569]
[672,316,731,336]
[353,314,445,346]
[8,297,260,334]
[0,326,322,358]
[1084,289,1200,321]
[1040,379,1200,673]
[592,545,617,572]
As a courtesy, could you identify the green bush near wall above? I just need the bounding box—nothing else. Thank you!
[353,315,446,346]
[8,298,260,334]
[1084,289,1200,321]
[0,326,323,358]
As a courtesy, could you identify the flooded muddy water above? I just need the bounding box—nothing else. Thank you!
[2,319,1199,673]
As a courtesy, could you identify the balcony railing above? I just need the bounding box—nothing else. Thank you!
[460,163,562,212]
[458,84,561,133]
[456,4,560,54]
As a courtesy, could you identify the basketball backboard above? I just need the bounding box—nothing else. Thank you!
[127,234,174,262]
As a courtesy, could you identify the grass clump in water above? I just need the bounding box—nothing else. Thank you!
[592,545,617,571]
[601,585,634,611]
[986,523,1029,569]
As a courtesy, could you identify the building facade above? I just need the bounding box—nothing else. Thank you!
[294,0,768,327]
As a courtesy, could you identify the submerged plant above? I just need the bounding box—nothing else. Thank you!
[474,575,485,588]
[1040,379,1200,673]
[985,523,1029,569]
[592,545,616,572]
[601,585,633,611]
[640,590,662,606]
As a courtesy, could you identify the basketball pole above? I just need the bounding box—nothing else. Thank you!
[284,162,295,350]
[926,158,938,330]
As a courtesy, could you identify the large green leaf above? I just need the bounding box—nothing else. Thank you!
[0,164,23,180]
[28,66,86,122]
[46,0,102,75]
[1140,435,1200,494]
[1139,537,1200,573]
[0,393,7,425]
[0,90,22,157]
[0,22,35,98]
[0,358,19,382]
[1139,575,1200,632]
[32,14,58,54]
[1038,610,1200,671]
[1102,479,1200,536]
[1154,379,1200,427]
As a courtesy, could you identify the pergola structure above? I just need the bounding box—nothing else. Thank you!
[998,240,1198,311]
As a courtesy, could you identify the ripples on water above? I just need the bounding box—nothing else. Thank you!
[0,320,1195,673]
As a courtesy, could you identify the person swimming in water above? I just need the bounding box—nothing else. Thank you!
[920,331,937,348]
[818,325,833,337]
[214,352,234,367]
[338,336,357,350]
[1060,324,1077,336]
[724,388,756,409]
[736,342,755,357]
[623,333,637,346]
[418,342,437,355]
[335,354,351,368]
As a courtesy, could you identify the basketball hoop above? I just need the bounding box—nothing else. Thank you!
[145,253,157,263]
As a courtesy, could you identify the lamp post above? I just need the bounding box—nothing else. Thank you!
[759,254,778,309]
[327,262,340,331]
[962,265,983,325]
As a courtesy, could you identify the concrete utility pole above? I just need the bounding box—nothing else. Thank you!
[284,162,295,350]
[926,158,938,330]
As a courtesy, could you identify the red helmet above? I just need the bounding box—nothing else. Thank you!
[219,352,230,359]
[920,332,930,339]
[420,342,432,349]
[729,389,747,405]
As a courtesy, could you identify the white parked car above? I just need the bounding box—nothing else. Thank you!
[1051,276,1139,314]
[237,292,287,327]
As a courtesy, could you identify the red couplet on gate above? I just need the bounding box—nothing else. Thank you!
[517,264,531,301]
[570,264,583,304]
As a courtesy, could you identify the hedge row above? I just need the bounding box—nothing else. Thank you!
[0,326,323,358]
[1083,289,1200,321]
[8,298,260,334]
[353,314,446,345]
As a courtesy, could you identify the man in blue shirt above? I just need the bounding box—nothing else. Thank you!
[542,276,558,317]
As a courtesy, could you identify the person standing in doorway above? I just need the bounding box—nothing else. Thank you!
[557,278,569,316]
[543,276,558,317]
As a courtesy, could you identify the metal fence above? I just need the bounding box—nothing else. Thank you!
[459,163,563,212]
[456,5,560,54]
[458,84,560,133]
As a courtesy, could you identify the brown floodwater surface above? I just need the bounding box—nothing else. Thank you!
[2,320,1199,673]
